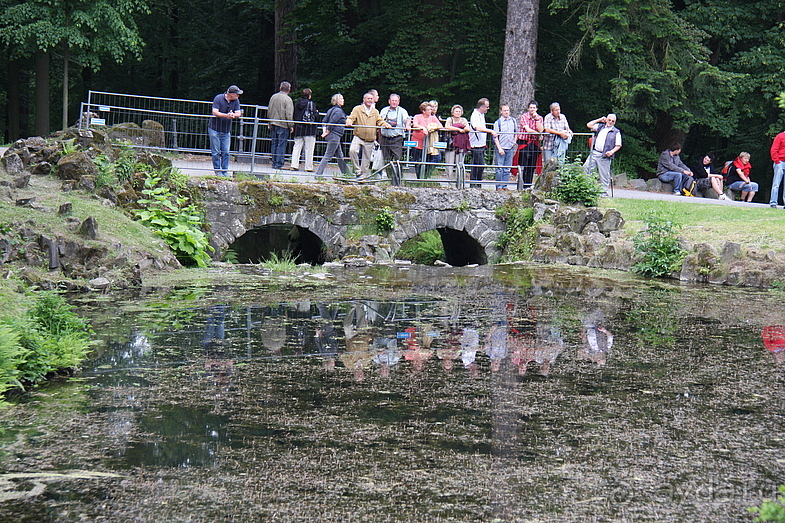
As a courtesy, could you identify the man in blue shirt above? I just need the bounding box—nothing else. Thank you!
[493,104,517,190]
[208,85,243,176]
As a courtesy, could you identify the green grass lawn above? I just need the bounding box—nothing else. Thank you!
[600,198,785,252]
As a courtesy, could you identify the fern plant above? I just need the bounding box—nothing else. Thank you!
[396,230,445,265]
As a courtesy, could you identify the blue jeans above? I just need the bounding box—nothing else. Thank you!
[658,171,689,193]
[771,161,785,205]
[542,138,568,165]
[208,127,230,176]
[729,180,759,193]
[494,146,515,189]
[270,125,289,169]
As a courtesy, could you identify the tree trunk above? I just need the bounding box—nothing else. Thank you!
[62,43,69,130]
[274,0,297,90]
[500,0,539,117]
[8,58,21,141]
[652,110,685,152]
[35,50,50,136]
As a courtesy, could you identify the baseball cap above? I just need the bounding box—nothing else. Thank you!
[227,85,243,94]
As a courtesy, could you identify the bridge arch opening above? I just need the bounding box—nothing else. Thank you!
[397,228,487,266]
[437,228,487,266]
[227,224,326,265]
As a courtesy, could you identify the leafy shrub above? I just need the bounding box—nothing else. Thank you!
[551,160,603,207]
[0,293,91,393]
[396,230,445,265]
[632,214,686,278]
[496,202,536,261]
[750,485,785,522]
[375,208,395,232]
[134,171,214,267]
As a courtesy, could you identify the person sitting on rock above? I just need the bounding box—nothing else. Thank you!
[726,151,758,202]
[691,152,729,200]
[657,144,695,196]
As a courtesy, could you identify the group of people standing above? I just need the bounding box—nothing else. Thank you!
[208,83,625,190]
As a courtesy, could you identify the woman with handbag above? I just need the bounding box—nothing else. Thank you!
[443,105,471,180]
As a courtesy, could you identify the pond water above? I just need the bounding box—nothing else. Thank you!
[1,264,784,522]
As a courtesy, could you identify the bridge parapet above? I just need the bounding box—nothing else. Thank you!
[192,180,519,265]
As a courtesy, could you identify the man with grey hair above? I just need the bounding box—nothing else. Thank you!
[379,93,410,185]
[583,114,622,196]
[542,102,572,164]
[268,81,294,170]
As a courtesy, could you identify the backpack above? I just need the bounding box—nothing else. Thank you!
[720,160,735,181]
[682,177,696,197]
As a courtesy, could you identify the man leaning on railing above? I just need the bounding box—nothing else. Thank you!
[208,85,243,177]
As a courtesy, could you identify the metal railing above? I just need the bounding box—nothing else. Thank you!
[79,91,594,189]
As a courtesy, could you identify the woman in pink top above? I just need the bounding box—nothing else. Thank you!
[411,101,442,178]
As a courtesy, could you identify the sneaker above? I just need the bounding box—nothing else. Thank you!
[771,203,778,208]
[719,194,729,201]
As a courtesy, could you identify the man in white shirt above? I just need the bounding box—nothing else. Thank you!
[468,98,497,188]
[583,114,622,196]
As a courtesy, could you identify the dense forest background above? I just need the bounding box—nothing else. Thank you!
[0,0,783,181]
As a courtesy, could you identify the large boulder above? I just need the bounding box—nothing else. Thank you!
[141,120,166,148]
[57,151,98,180]
[3,153,25,174]
[532,157,561,193]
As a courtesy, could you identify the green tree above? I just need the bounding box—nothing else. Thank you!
[549,0,737,152]
[0,0,149,135]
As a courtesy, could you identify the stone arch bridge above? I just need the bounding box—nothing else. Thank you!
[195,181,518,266]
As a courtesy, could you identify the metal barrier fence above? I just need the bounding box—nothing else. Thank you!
[79,91,593,189]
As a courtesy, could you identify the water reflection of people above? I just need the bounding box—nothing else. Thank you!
[202,305,233,385]
[260,306,287,356]
[484,323,508,373]
[373,336,400,378]
[533,324,563,376]
[437,325,462,372]
[762,326,785,365]
[581,310,614,366]
[315,303,339,372]
[342,302,373,381]
[403,326,433,374]
[510,334,535,376]
[460,327,480,378]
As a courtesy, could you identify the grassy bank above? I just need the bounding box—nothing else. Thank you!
[600,198,785,252]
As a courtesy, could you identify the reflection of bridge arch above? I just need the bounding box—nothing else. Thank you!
[391,210,502,266]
